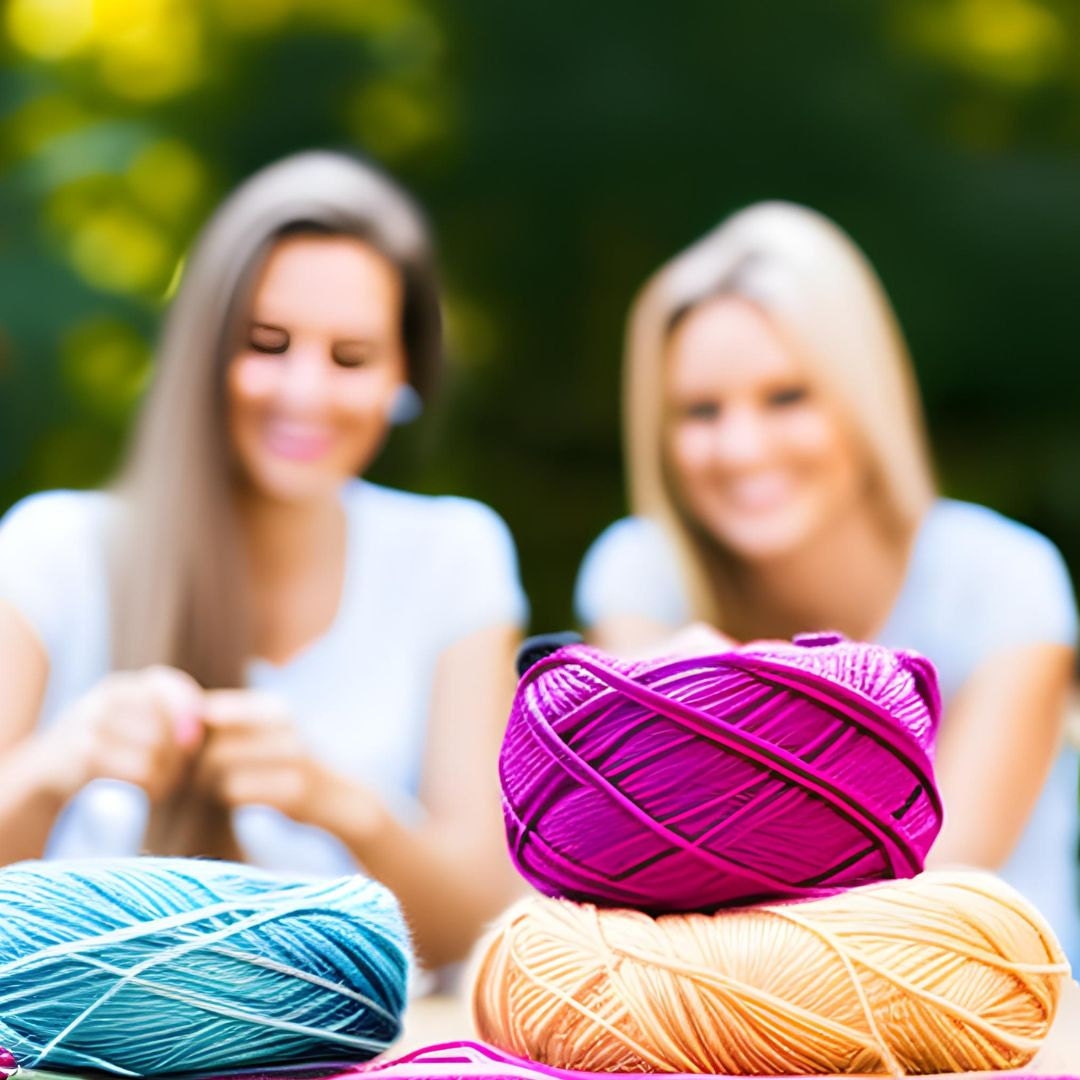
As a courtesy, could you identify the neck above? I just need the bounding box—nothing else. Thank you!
[235,484,345,585]
[716,502,917,643]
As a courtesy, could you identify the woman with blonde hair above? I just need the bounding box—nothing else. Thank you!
[575,201,1079,960]
[0,151,527,966]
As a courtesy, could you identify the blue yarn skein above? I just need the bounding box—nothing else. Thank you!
[0,858,411,1076]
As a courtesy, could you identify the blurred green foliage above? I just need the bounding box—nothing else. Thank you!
[3,0,1080,631]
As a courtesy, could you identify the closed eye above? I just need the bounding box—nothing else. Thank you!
[681,400,720,421]
[768,385,809,407]
[331,342,374,368]
[250,323,289,354]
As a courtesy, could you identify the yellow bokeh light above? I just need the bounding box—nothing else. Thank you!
[5,0,94,60]
[127,138,207,222]
[61,315,151,418]
[213,0,294,34]
[97,3,204,101]
[68,206,173,295]
[905,0,1065,86]
[1,93,93,158]
[347,80,446,163]
[444,292,499,369]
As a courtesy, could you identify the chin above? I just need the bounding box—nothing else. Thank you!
[242,461,347,504]
[702,509,817,564]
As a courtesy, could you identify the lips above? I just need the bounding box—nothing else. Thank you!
[723,472,794,512]
[262,419,335,462]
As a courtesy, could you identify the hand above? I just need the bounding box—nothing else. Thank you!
[194,689,330,822]
[38,665,203,803]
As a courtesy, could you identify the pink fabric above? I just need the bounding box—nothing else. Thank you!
[501,633,943,911]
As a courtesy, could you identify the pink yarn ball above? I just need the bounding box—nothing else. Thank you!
[501,632,943,912]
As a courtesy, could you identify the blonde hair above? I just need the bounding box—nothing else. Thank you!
[624,201,936,623]
[109,151,441,687]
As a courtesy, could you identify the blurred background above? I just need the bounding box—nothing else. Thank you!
[2,0,1080,631]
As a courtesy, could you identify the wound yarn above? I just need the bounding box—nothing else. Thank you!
[471,870,1068,1076]
[0,858,410,1076]
[352,1039,1075,1079]
[502,633,943,912]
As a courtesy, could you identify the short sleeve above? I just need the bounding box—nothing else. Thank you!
[433,497,529,645]
[0,491,107,657]
[973,520,1078,653]
[574,516,691,629]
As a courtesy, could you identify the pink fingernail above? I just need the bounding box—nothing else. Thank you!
[175,713,202,749]
[0,1047,16,1077]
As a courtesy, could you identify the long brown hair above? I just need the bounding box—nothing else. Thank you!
[624,201,936,624]
[109,151,442,687]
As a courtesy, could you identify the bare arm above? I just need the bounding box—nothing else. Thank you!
[928,642,1075,869]
[0,598,205,865]
[0,601,64,862]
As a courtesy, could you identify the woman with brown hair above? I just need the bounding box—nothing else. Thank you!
[575,201,1079,962]
[0,151,527,966]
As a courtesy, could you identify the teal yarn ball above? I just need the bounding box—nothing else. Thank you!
[0,858,411,1075]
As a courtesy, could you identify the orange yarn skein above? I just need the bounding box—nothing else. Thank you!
[472,871,1068,1076]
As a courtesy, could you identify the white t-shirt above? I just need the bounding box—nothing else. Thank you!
[575,498,1080,965]
[0,480,529,875]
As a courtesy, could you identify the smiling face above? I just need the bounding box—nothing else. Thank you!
[227,233,407,504]
[664,295,867,563]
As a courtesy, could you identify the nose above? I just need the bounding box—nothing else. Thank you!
[709,404,771,470]
[273,347,335,414]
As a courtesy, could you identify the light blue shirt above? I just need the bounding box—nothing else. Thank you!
[0,480,529,876]
[576,498,1080,964]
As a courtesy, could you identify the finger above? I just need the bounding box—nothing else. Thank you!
[91,744,175,800]
[101,701,175,749]
[200,725,300,768]
[142,666,206,750]
[220,766,305,810]
[201,690,292,730]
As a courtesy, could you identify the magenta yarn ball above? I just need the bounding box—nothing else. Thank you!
[500,632,944,912]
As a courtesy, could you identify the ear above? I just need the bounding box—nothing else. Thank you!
[386,383,423,425]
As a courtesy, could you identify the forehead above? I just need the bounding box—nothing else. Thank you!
[249,234,402,331]
[665,295,805,393]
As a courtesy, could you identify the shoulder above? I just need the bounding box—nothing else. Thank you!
[919,499,1071,589]
[923,498,1057,552]
[575,515,689,628]
[0,489,111,556]
[582,515,676,567]
[0,490,113,655]
[911,498,1076,647]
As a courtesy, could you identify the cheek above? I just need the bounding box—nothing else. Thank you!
[228,357,279,418]
[784,411,864,494]
[332,373,395,430]
[668,423,715,478]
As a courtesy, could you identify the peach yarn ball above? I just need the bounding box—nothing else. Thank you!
[472,871,1068,1076]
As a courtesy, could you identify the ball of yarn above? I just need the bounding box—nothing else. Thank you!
[351,1038,1076,1079]
[0,858,411,1075]
[502,634,943,911]
[472,870,1068,1076]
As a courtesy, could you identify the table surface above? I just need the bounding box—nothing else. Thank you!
[397,978,1080,1076]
